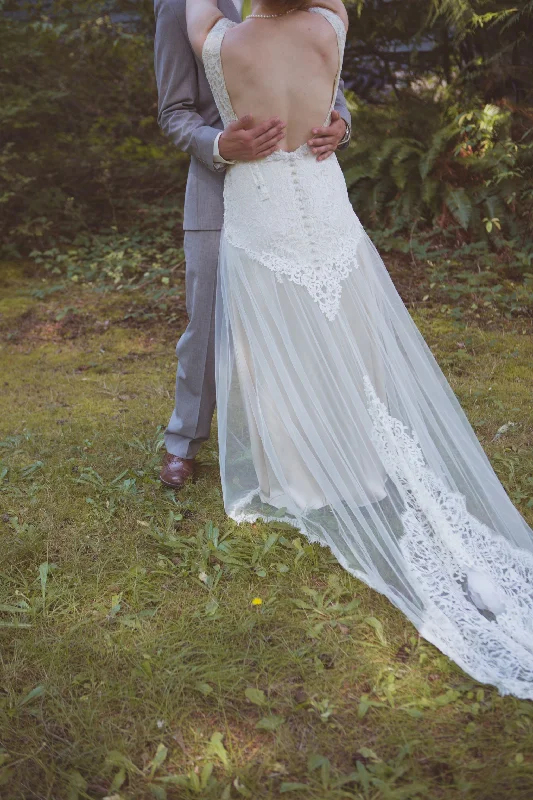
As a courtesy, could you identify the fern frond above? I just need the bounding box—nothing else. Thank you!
[444,185,473,229]
[420,123,458,179]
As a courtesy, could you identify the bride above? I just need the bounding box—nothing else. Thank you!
[186,0,533,698]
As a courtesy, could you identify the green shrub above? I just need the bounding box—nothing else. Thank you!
[0,1,187,257]
[343,94,533,250]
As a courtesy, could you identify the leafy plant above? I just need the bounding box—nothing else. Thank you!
[0,1,187,257]
[343,95,533,245]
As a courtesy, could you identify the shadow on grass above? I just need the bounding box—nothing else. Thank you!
[1,262,533,798]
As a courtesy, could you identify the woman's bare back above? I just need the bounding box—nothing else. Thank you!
[221,11,340,153]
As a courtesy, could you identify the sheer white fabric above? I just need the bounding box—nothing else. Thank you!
[204,9,533,698]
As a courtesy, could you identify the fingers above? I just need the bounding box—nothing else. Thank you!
[309,126,330,141]
[308,135,337,149]
[256,142,280,158]
[233,114,254,131]
[253,116,284,138]
[255,122,286,148]
[257,143,281,159]
[256,133,284,155]
[313,145,335,161]
[249,117,286,159]
[309,116,344,143]
[314,147,334,157]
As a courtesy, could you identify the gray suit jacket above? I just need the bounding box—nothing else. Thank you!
[154,0,352,231]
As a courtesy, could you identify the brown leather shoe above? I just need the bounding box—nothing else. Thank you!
[160,453,195,489]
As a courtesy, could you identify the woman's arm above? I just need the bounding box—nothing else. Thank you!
[186,0,224,59]
[311,0,349,30]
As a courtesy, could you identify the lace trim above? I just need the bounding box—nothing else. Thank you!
[309,8,346,126]
[223,227,363,321]
[264,143,312,163]
[363,376,533,698]
[202,18,238,127]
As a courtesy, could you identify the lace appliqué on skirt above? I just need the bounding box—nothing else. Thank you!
[363,376,533,698]
[224,224,363,322]
[223,153,365,321]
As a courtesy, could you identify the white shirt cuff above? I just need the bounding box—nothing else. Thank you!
[213,132,236,165]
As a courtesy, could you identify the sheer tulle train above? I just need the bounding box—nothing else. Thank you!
[215,232,533,699]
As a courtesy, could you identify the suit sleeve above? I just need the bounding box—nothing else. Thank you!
[154,0,225,172]
[334,77,351,151]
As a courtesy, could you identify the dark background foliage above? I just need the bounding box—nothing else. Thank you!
[1,0,532,294]
[343,1,533,254]
[1,0,180,257]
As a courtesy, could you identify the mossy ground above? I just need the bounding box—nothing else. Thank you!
[1,261,533,800]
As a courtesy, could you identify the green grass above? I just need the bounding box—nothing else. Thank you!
[1,261,533,799]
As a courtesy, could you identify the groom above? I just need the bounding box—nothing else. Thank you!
[154,0,352,488]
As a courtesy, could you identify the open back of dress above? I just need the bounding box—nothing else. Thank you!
[219,9,342,152]
[202,8,533,700]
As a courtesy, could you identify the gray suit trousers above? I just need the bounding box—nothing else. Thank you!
[164,230,221,458]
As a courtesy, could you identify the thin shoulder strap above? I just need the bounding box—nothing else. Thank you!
[202,18,239,126]
[308,8,347,115]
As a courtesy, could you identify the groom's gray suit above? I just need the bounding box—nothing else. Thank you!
[154,0,352,458]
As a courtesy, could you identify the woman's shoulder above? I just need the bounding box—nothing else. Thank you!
[292,8,343,49]
[222,10,337,62]
[307,3,349,32]
[221,13,327,51]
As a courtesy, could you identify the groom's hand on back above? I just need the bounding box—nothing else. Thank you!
[219,115,286,162]
[308,110,347,162]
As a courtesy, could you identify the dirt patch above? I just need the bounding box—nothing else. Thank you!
[1,297,188,346]
[0,307,99,343]
[0,307,41,342]
[116,297,188,335]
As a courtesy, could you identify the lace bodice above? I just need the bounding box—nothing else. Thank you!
[202,8,361,321]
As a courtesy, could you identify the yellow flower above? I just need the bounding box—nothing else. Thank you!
[251,597,263,606]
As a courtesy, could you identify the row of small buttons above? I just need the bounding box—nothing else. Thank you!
[290,158,320,269]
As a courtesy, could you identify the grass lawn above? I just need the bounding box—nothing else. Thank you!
[1,260,533,799]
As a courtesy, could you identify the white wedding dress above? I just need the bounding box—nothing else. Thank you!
[202,8,533,699]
